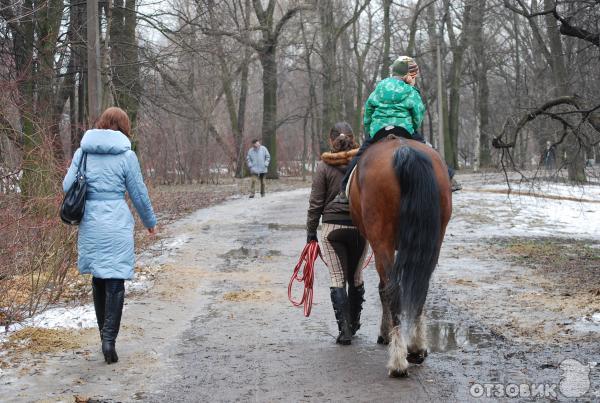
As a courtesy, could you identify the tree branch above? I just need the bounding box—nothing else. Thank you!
[334,0,371,41]
[552,8,599,47]
[273,4,312,41]
[493,96,600,149]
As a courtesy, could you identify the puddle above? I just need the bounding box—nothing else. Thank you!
[217,247,282,272]
[219,247,281,260]
[166,235,191,250]
[426,307,496,352]
[266,223,306,231]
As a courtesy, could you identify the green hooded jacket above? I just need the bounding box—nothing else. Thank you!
[363,77,426,138]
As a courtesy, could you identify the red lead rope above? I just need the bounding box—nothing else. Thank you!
[287,241,322,317]
[288,241,374,317]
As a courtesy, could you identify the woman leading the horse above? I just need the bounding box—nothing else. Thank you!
[339,56,461,199]
[306,122,369,345]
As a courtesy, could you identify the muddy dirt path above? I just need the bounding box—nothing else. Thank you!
[2,186,599,402]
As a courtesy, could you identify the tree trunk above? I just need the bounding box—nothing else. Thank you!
[472,0,491,167]
[319,0,339,151]
[427,2,450,163]
[340,30,356,127]
[259,48,278,178]
[380,0,392,79]
[235,53,251,178]
[110,0,140,129]
[16,0,67,201]
[406,0,423,56]
[87,0,102,122]
[543,0,585,182]
[445,0,472,169]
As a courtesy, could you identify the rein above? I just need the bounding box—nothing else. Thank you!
[288,241,374,317]
[288,241,323,317]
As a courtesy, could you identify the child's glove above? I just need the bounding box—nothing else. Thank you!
[307,232,318,243]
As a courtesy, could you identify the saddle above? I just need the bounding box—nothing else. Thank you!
[346,135,400,199]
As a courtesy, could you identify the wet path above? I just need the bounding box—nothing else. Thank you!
[144,189,566,402]
[3,187,598,401]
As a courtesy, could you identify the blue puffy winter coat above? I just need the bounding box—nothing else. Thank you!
[63,129,157,280]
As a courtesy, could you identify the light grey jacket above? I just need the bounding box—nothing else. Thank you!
[246,145,271,174]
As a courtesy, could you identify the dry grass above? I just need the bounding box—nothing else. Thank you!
[495,237,600,316]
[223,289,273,302]
[501,238,599,276]
[4,327,87,354]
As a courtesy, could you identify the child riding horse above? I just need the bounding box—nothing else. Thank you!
[340,56,461,198]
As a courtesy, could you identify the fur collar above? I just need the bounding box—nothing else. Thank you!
[321,148,358,166]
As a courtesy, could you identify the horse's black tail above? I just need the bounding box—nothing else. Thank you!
[387,146,441,340]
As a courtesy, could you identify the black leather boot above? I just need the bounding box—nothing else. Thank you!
[348,283,365,335]
[330,287,352,345]
[102,279,125,364]
[92,277,106,341]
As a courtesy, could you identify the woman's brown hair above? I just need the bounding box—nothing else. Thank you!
[329,121,358,153]
[95,107,132,137]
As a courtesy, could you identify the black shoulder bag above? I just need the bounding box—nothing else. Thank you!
[60,152,88,225]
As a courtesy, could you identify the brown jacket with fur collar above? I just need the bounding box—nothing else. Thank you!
[306,152,356,235]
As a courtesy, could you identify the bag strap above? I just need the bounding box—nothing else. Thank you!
[78,152,88,176]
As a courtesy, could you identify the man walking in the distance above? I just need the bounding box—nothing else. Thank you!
[246,139,270,198]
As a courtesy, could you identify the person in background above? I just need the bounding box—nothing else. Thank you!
[306,122,369,345]
[543,141,557,170]
[63,107,157,364]
[246,139,271,198]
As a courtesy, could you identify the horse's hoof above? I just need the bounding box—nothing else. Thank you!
[377,336,389,345]
[407,349,428,364]
[388,368,409,378]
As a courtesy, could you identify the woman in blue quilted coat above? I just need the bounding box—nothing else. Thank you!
[63,107,157,364]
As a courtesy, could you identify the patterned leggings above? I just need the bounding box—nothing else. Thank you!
[320,223,368,288]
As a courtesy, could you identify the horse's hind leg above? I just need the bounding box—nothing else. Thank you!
[377,282,392,345]
[387,309,410,377]
[387,328,409,377]
[373,249,409,377]
[407,311,428,364]
[373,250,393,345]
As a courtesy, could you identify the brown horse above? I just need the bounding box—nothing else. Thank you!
[349,137,452,377]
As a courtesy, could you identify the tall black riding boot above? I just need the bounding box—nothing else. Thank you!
[330,287,352,345]
[348,283,365,336]
[92,277,106,342]
[102,279,125,364]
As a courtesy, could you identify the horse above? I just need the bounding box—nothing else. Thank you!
[348,137,452,377]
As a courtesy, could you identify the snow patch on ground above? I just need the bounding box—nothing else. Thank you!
[1,267,162,342]
[569,313,600,334]
[478,180,600,200]
[2,305,97,340]
[452,187,600,239]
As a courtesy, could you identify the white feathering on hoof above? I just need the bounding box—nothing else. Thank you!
[413,313,428,352]
[387,326,409,376]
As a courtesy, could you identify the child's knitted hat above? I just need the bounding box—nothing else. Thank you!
[391,56,419,77]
